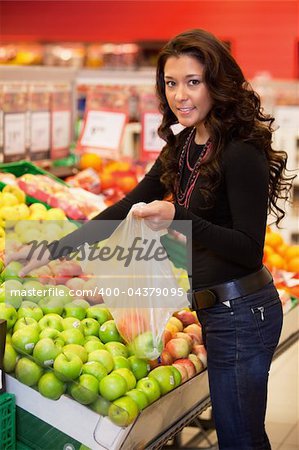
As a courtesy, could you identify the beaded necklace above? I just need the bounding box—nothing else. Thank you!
[175,128,212,208]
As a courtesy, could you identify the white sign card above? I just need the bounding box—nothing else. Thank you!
[4,113,26,155]
[52,110,71,149]
[80,110,127,158]
[31,111,51,152]
[142,112,165,153]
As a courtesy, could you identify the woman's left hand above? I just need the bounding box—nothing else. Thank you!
[132,200,175,231]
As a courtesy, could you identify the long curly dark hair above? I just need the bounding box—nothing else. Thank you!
[156,29,295,225]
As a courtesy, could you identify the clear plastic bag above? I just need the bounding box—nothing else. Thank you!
[82,203,189,359]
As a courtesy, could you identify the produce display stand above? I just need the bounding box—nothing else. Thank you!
[6,305,298,450]
[6,370,210,450]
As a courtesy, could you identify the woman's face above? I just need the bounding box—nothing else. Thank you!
[164,55,213,136]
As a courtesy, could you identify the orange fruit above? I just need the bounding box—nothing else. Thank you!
[79,153,102,171]
[266,253,286,270]
[286,257,299,273]
[284,245,299,262]
[264,231,284,249]
[100,172,115,191]
[263,245,274,263]
[276,243,289,256]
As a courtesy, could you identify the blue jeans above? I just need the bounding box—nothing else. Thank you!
[197,282,283,450]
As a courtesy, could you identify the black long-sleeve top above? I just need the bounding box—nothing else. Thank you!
[50,133,269,290]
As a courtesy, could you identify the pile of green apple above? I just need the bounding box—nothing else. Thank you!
[0,265,207,428]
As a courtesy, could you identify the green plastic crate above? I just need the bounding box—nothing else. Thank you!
[0,393,16,450]
[0,161,67,209]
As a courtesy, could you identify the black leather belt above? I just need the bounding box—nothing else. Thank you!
[190,266,273,310]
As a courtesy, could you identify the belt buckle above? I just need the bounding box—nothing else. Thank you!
[193,289,217,310]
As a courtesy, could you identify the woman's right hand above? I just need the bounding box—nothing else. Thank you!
[5,244,51,278]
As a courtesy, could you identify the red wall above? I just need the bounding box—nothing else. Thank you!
[1,0,299,78]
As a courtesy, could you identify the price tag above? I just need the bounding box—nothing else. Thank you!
[31,111,51,152]
[4,113,26,155]
[52,110,71,150]
[141,112,165,160]
[79,110,127,158]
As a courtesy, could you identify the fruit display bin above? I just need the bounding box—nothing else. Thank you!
[6,370,210,450]
[0,160,67,210]
[0,392,16,450]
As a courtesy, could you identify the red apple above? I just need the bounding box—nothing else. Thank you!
[82,278,104,303]
[29,266,55,285]
[173,358,196,379]
[173,332,193,351]
[117,311,149,343]
[172,362,188,383]
[165,322,179,337]
[165,338,190,360]
[192,344,207,368]
[188,354,204,374]
[160,350,174,366]
[174,309,198,326]
[65,277,85,292]
[162,329,172,347]
[51,261,82,285]
[184,323,203,345]
[167,317,183,332]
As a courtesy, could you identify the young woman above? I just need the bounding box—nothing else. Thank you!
[10,29,294,449]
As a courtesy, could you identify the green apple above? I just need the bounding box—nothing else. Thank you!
[148,366,176,395]
[17,301,43,321]
[126,388,148,411]
[108,396,139,427]
[33,338,63,367]
[60,328,85,346]
[39,314,63,331]
[99,320,123,343]
[5,332,12,343]
[63,344,88,363]
[128,356,150,380]
[87,350,114,373]
[131,332,163,360]
[38,372,66,400]
[2,280,23,308]
[13,317,39,333]
[71,298,90,309]
[0,303,17,330]
[84,340,105,354]
[63,302,86,321]
[39,297,64,315]
[1,261,23,281]
[15,357,43,386]
[136,377,161,404]
[169,365,182,388]
[21,280,46,303]
[69,374,99,405]
[81,318,100,337]
[0,283,5,303]
[39,327,63,341]
[3,342,18,373]
[49,285,73,304]
[113,368,136,390]
[104,341,128,358]
[86,306,111,325]
[12,326,39,355]
[89,396,111,416]
[82,361,107,382]
[54,351,83,381]
[62,317,83,333]
[99,373,127,401]
[113,356,130,370]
